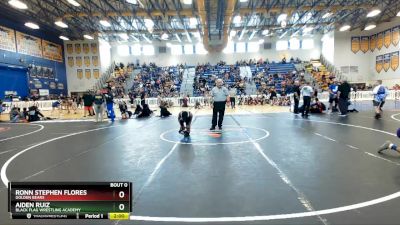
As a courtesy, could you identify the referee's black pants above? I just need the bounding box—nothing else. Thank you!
[302,96,311,116]
[212,101,226,128]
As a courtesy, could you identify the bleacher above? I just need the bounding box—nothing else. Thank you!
[306,60,334,91]
[132,65,182,97]
[249,63,296,92]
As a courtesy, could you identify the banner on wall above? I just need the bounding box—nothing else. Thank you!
[384,53,391,72]
[391,51,399,71]
[0,25,16,52]
[49,68,55,79]
[83,43,89,54]
[351,36,360,53]
[93,69,100,79]
[49,82,56,89]
[85,69,91,79]
[75,43,81,54]
[92,56,99,67]
[384,29,392,48]
[77,69,83,79]
[91,43,98,54]
[66,44,73,54]
[42,67,47,79]
[68,57,74,67]
[370,34,376,52]
[29,66,37,77]
[76,56,82,67]
[42,40,63,62]
[15,31,42,57]
[84,56,90,67]
[360,36,369,53]
[376,55,383,73]
[392,26,400,46]
[377,32,384,50]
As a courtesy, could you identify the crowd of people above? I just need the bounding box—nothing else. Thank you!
[129,63,184,98]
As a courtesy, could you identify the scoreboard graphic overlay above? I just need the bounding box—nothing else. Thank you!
[8,182,132,220]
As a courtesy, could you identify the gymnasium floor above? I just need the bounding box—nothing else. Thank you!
[2,103,400,225]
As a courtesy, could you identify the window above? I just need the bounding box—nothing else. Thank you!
[223,41,234,53]
[195,43,207,54]
[184,44,194,54]
[247,42,259,52]
[236,42,246,53]
[302,39,314,49]
[131,44,141,56]
[276,40,288,50]
[171,45,183,55]
[117,45,129,56]
[289,38,300,50]
[142,45,154,55]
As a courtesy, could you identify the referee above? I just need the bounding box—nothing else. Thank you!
[210,79,229,130]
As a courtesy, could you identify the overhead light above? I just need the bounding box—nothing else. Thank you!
[339,25,351,32]
[142,34,152,43]
[364,23,376,31]
[144,19,154,29]
[99,20,111,27]
[126,0,138,4]
[55,20,68,28]
[119,33,129,40]
[84,34,94,40]
[248,30,256,40]
[281,20,287,28]
[8,0,28,9]
[161,33,169,40]
[59,36,70,41]
[277,13,287,23]
[322,12,332,19]
[189,17,198,26]
[67,0,80,7]
[182,0,192,4]
[239,0,248,2]
[397,11,400,17]
[262,29,269,35]
[233,15,241,24]
[367,9,381,18]
[303,27,313,33]
[175,33,182,42]
[24,22,39,29]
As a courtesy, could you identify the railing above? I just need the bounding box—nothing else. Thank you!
[320,55,349,82]
[3,90,400,112]
[92,62,116,91]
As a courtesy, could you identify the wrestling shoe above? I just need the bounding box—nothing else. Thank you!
[184,131,190,137]
[378,141,391,153]
[209,127,216,131]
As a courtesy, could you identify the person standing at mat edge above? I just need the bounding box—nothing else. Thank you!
[210,79,229,130]
[372,80,388,119]
[93,90,105,122]
[337,80,351,117]
[292,80,301,114]
[104,90,115,122]
[300,82,313,118]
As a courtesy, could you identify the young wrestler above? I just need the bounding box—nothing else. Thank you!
[178,111,193,137]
